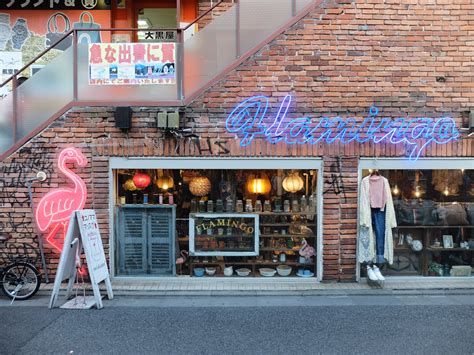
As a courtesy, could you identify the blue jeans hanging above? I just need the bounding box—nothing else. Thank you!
[371,208,386,264]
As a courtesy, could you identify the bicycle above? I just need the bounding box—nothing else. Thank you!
[0,233,41,301]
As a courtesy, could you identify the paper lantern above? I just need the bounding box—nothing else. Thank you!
[189,176,211,196]
[123,179,138,191]
[246,174,271,194]
[282,173,304,193]
[133,172,151,189]
[156,175,174,190]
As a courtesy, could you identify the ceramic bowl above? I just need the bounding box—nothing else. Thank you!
[194,267,205,277]
[236,268,251,277]
[276,265,292,277]
[205,267,216,276]
[259,268,276,277]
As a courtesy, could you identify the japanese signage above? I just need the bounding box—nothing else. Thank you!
[76,210,109,283]
[1,0,111,10]
[49,209,113,310]
[139,30,176,42]
[88,42,176,85]
[226,95,460,161]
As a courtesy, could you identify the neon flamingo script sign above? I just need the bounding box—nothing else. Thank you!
[225,95,459,160]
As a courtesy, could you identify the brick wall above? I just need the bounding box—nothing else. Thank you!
[0,0,472,281]
[197,0,235,29]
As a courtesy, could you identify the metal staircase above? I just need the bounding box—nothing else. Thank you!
[0,0,316,159]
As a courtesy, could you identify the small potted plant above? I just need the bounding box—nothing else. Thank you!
[428,262,442,276]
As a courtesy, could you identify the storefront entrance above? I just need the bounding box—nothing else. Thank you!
[357,158,474,280]
[109,158,323,280]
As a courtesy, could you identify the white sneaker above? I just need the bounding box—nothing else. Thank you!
[372,266,385,281]
[367,266,378,281]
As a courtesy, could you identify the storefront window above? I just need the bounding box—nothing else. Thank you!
[360,168,474,278]
[113,168,319,278]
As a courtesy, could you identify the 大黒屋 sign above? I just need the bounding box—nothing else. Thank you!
[1,0,111,10]
[88,42,176,85]
[226,95,460,161]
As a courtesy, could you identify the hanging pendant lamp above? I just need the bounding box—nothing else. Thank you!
[282,172,304,193]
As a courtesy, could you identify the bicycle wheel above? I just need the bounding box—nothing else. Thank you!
[2,262,41,300]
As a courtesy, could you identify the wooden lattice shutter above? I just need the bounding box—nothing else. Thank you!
[117,207,147,275]
[148,208,175,275]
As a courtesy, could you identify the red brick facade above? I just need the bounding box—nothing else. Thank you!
[0,0,472,281]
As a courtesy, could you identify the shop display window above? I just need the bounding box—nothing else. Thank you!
[113,169,319,278]
[360,169,474,277]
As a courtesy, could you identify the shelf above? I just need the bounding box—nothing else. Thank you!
[260,223,293,227]
[259,234,315,238]
[396,225,474,229]
[189,260,315,267]
[426,247,474,252]
[260,248,305,252]
[188,212,316,216]
[196,249,254,252]
[393,247,412,252]
[196,235,254,238]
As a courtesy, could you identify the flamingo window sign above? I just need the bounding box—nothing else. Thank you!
[35,147,88,252]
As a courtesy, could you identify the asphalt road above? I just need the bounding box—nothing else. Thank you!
[1,295,474,355]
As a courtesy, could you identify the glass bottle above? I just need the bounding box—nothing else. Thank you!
[190,199,197,213]
[199,200,206,213]
[226,198,234,213]
[283,200,290,213]
[309,194,316,214]
[207,200,214,213]
[292,199,299,213]
[255,200,262,212]
[300,195,308,212]
[235,200,243,213]
[274,197,282,212]
[263,200,272,212]
[245,199,253,212]
[216,199,224,212]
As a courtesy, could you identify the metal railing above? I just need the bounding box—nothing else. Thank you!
[0,0,315,159]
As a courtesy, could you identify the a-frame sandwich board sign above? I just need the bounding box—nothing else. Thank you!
[49,210,113,309]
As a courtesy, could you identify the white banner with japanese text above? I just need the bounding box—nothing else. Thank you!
[88,42,176,85]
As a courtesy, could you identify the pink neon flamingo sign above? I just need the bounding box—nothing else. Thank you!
[35,147,88,252]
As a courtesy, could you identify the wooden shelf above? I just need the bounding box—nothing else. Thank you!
[187,212,316,216]
[196,249,254,252]
[396,225,474,229]
[260,223,293,227]
[189,260,314,267]
[260,248,303,252]
[393,247,412,252]
[259,234,315,238]
[426,247,474,252]
[195,235,254,238]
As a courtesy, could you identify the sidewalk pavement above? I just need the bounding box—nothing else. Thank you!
[39,277,474,296]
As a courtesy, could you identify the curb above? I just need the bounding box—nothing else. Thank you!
[37,287,474,297]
